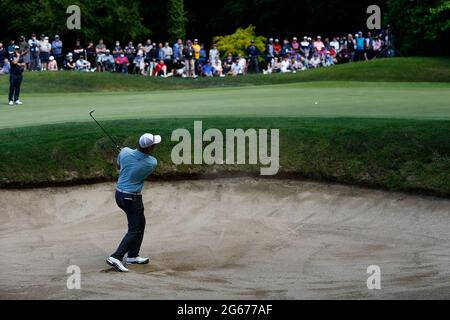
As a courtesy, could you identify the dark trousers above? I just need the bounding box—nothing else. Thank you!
[55,54,64,69]
[116,64,128,73]
[250,57,259,73]
[30,53,40,71]
[9,74,22,102]
[354,49,365,62]
[112,191,146,260]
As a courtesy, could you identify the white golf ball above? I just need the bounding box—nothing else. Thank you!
[315,101,318,105]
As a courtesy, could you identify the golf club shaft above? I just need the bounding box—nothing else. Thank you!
[89,110,122,152]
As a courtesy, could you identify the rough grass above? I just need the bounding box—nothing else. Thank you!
[0,57,449,94]
[1,118,449,197]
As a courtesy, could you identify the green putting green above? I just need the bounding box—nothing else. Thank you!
[1,81,450,129]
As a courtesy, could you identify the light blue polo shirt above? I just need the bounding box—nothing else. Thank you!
[116,147,157,193]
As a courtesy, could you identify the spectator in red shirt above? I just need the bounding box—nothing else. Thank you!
[273,39,281,57]
[115,52,130,73]
[153,59,167,77]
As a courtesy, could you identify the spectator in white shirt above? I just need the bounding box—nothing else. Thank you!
[213,59,225,77]
[161,42,173,64]
[209,44,219,65]
[280,56,291,73]
[231,54,246,75]
[39,36,52,71]
[237,54,247,75]
[330,37,340,52]
[310,53,322,68]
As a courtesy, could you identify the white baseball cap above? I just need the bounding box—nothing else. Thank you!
[139,133,162,148]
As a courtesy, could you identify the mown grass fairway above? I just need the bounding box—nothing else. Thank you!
[1,82,450,128]
[0,58,449,195]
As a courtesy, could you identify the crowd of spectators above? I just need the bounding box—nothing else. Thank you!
[262,31,393,74]
[0,30,393,77]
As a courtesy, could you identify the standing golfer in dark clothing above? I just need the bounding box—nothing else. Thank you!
[107,133,161,272]
[247,40,260,73]
[8,46,25,106]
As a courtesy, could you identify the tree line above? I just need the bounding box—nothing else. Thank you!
[0,0,448,56]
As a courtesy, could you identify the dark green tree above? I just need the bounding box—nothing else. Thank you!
[0,0,148,44]
[167,0,187,43]
[430,0,450,35]
[385,0,449,55]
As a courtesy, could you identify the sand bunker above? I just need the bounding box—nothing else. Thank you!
[0,178,449,299]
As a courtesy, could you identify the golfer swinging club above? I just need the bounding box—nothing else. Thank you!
[106,133,161,272]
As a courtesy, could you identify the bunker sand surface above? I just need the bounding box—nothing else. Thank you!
[0,178,449,299]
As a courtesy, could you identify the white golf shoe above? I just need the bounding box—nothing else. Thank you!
[106,257,129,272]
[9,101,14,105]
[126,256,150,265]
[15,100,23,105]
